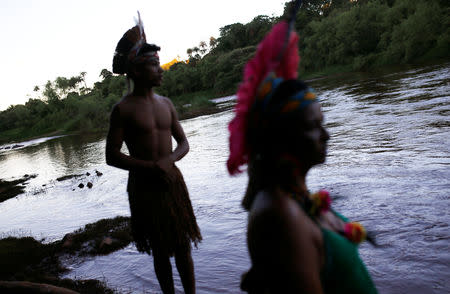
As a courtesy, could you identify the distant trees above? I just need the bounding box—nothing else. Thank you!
[209,37,217,49]
[299,0,450,72]
[1,0,449,143]
[0,70,127,143]
[160,0,449,100]
[158,14,276,98]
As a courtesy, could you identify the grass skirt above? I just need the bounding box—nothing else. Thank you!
[127,165,202,256]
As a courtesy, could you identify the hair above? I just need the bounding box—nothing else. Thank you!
[140,43,161,55]
[247,79,309,155]
[242,79,312,210]
[112,26,160,75]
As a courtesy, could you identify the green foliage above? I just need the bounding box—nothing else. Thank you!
[0,236,55,280]
[159,44,257,99]
[382,0,447,63]
[300,0,449,72]
[158,0,449,108]
[1,0,449,143]
[0,70,127,143]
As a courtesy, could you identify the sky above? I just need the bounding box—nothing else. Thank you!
[0,0,288,111]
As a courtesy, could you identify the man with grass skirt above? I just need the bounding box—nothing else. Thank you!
[105,14,202,294]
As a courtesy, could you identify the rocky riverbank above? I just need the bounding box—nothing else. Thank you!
[0,216,133,293]
[0,170,104,204]
[0,174,37,203]
[0,169,134,293]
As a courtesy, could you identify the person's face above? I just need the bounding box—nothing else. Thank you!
[295,103,329,165]
[138,56,163,86]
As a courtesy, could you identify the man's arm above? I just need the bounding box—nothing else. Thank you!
[167,98,189,162]
[105,104,154,171]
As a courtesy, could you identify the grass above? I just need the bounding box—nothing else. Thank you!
[0,128,65,145]
[61,216,132,256]
[300,64,355,80]
[172,90,222,120]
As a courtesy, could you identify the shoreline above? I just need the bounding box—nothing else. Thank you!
[0,165,130,292]
[2,58,448,146]
[0,216,132,293]
[0,103,224,146]
[0,170,127,292]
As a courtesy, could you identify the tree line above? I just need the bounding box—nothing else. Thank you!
[158,0,449,98]
[0,70,126,143]
[1,0,449,143]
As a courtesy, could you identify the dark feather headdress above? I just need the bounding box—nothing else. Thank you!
[113,12,160,75]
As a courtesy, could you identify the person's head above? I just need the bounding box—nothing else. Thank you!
[130,43,163,87]
[247,78,329,170]
[238,77,329,209]
[227,19,328,208]
[112,23,162,87]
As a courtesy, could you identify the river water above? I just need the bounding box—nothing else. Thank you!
[0,62,449,293]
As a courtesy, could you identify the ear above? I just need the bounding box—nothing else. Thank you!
[130,65,141,79]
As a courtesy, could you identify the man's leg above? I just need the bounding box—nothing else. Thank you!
[175,245,195,294]
[153,249,175,294]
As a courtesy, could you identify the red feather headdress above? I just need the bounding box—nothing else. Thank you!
[227,21,300,175]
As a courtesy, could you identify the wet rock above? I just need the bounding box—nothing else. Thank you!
[78,183,84,189]
[99,237,113,248]
[95,170,103,176]
[12,144,24,149]
[98,237,123,254]
[56,174,83,182]
[86,172,90,176]
[62,233,74,248]
[4,146,10,149]
[0,174,38,203]
[87,182,93,189]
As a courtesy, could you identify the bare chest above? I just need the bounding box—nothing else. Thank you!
[124,101,172,134]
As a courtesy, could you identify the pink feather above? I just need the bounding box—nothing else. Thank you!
[227,21,300,175]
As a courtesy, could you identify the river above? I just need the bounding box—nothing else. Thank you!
[0,62,449,293]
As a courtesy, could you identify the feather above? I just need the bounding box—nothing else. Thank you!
[227,21,300,175]
[126,11,147,62]
[133,11,147,43]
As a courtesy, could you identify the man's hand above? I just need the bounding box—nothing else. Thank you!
[156,157,174,173]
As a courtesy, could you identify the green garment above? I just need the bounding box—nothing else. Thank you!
[241,204,379,293]
[320,211,378,294]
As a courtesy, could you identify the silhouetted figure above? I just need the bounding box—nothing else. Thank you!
[227,19,378,294]
[106,14,201,294]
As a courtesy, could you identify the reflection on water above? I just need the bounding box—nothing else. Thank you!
[0,62,449,293]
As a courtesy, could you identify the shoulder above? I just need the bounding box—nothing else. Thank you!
[248,190,312,239]
[247,190,323,267]
[155,94,178,120]
[250,190,303,222]
[155,94,174,108]
[111,95,131,112]
[109,95,136,124]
